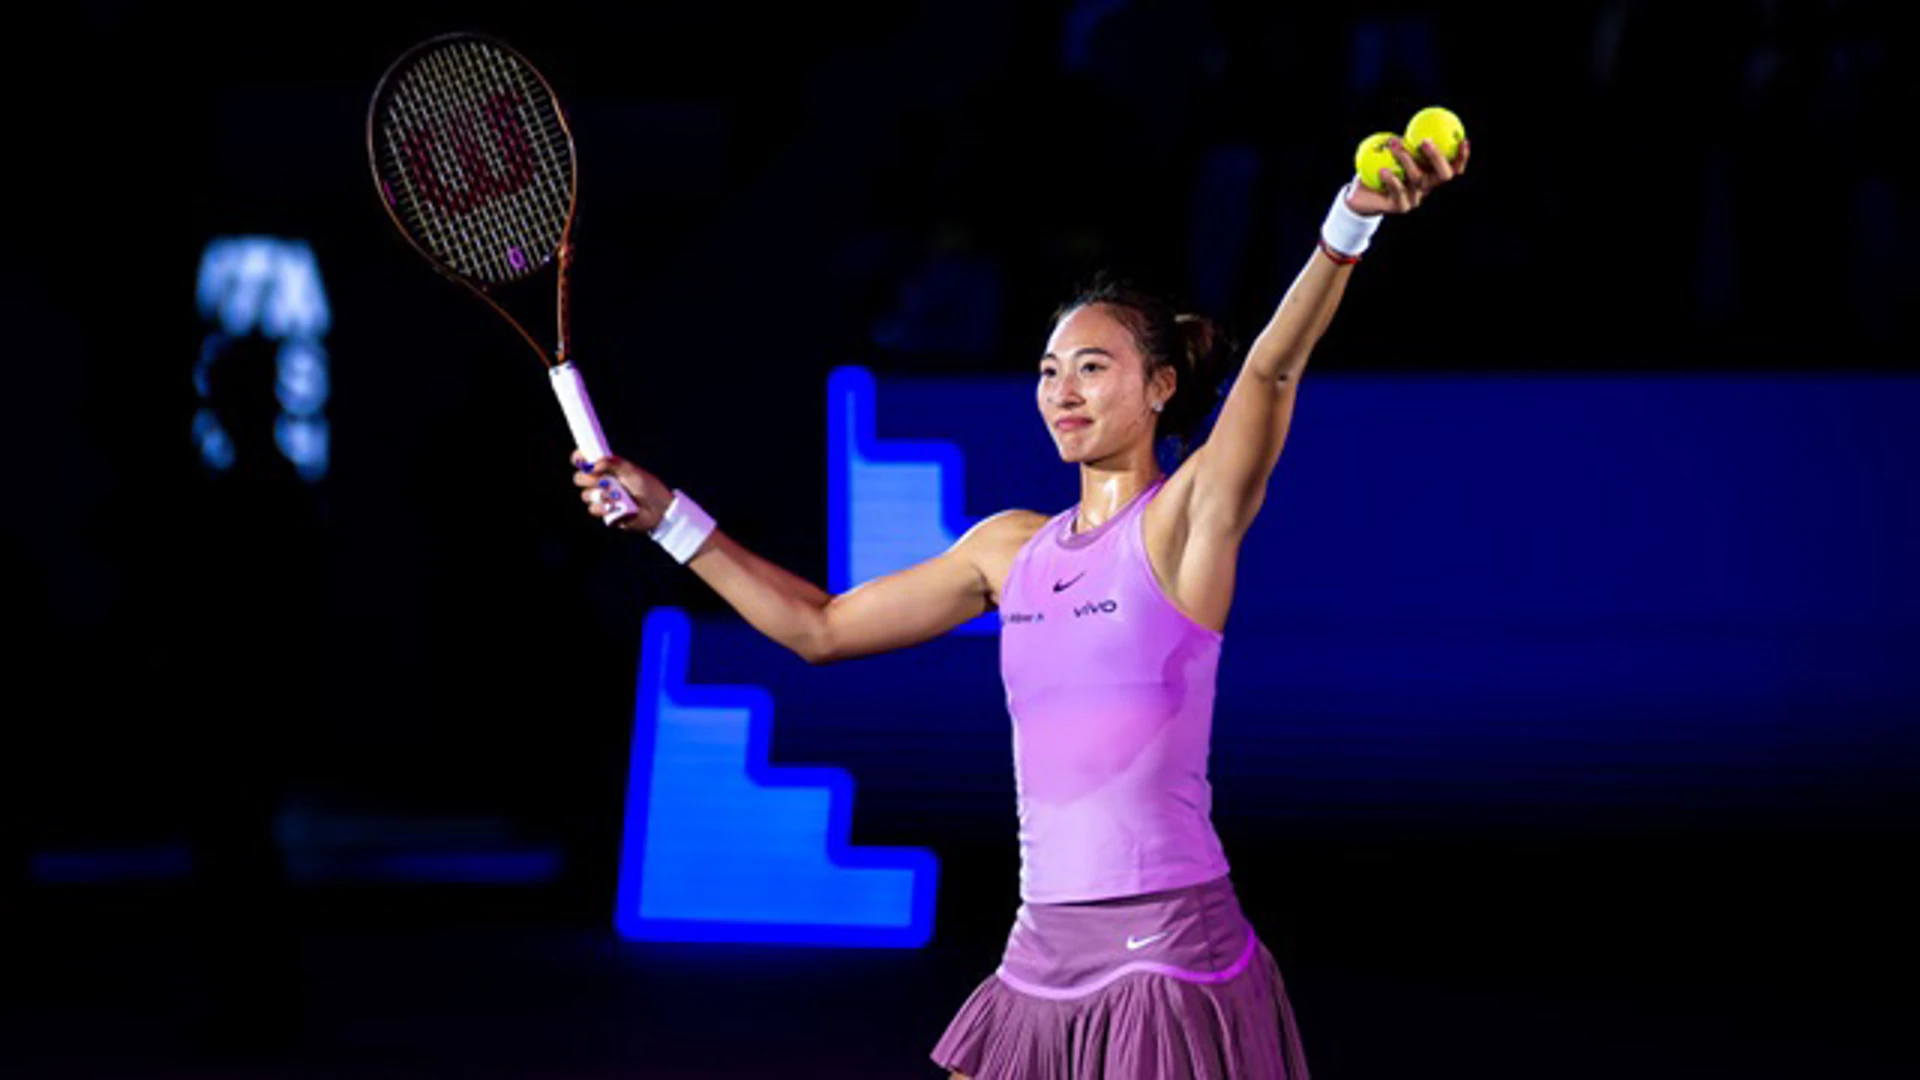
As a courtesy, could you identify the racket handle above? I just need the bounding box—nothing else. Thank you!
[549,363,636,527]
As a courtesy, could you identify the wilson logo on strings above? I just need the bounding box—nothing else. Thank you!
[400,92,536,215]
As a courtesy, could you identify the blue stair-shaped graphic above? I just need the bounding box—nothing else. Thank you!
[827,366,995,634]
[614,607,939,946]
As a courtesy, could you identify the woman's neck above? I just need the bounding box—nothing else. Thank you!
[1074,461,1163,534]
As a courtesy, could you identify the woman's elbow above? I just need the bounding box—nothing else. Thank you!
[793,625,841,665]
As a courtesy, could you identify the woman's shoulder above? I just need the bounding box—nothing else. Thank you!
[956,507,1059,568]
[954,509,1054,589]
[958,509,1053,552]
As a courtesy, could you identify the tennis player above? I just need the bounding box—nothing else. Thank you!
[576,135,1466,1078]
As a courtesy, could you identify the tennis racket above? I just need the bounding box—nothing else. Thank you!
[366,32,636,526]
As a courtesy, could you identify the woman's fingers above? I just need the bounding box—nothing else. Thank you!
[1418,139,1456,183]
[1381,169,1417,213]
[571,451,618,474]
[1389,138,1427,189]
[570,452,642,523]
[570,452,653,526]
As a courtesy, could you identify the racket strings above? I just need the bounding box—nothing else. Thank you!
[454,43,573,268]
[381,68,468,273]
[386,52,477,268]
[433,42,568,279]
[424,41,552,279]
[374,38,573,285]
[422,43,531,281]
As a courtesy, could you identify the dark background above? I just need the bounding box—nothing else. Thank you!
[4,1,1917,1076]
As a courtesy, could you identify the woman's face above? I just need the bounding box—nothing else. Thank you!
[1038,304,1170,464]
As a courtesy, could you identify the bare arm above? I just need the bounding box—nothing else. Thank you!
[574,453,1037,663]
[686,529,989,664]
[1187,138,1470,537]
[1186,253,1353,535]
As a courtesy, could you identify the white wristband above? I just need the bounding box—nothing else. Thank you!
[1320,182,1383,259]
[648,490,716,564]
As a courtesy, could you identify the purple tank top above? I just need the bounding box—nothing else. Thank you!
[998,478,1232,904]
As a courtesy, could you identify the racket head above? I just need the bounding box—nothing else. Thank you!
[367,33,576,288]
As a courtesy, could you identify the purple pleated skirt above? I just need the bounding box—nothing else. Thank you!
[931,875,1309,1079]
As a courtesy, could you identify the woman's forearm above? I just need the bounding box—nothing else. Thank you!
[685,532,834,660]
[1244,250,1353,385]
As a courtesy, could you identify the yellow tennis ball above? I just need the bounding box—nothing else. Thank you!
[1404,106,1465,164]
[1354,132,1404,192]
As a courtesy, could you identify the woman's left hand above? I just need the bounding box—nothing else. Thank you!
[1345,137,1470,216]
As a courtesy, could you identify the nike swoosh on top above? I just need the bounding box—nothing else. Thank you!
[1125,932,1169,951]
[1053,572,1086,593]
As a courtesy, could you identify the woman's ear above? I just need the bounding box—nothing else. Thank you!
[1151,364,1177,411]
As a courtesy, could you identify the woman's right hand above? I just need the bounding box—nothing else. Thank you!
[571,451,670,533]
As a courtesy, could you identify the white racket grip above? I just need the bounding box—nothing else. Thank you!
[549,363,636,527]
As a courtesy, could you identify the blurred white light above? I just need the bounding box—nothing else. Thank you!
[193,407,235,472]
[196,237,333,340]
[262,242,332,340]
[275,415,329,482]
[276,339,330,416]
[194,333,226,398]
[196,236,333,483]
